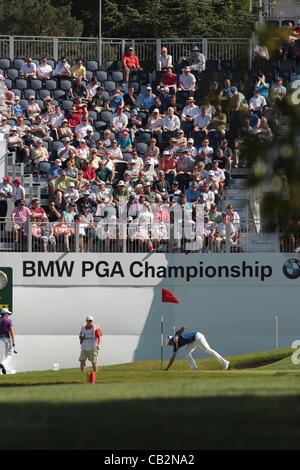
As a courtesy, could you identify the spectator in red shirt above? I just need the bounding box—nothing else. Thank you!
[160,66,178,94]
[122,47,142,82]
[81,160,96,183]
[159,150,177,174]
[30,198,46,222]
[67,107,82,129]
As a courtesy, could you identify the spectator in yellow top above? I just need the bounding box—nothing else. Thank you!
[71,59,86,81]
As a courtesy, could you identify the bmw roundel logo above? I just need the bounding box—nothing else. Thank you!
[283,259,300,279]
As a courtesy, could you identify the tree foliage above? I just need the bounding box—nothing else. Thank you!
[0,0,83,36]
[51,0,257,38]
[0,0,257,38]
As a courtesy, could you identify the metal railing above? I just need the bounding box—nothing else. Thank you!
[0,218,282,253]
[0,36,252,69]
[265,1,300,21]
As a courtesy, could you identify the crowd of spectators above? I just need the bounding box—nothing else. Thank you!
[0,36,295,252]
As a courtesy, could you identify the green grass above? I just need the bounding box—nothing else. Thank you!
[0,348,300,450]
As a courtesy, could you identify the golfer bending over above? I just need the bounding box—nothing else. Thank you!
[165,325,229,371]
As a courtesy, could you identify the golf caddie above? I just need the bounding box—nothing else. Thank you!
[79,315,102,373]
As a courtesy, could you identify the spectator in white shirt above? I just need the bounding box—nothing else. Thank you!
[198,138,214,162]
[181,97,200,121]
[0,117,11,134]
[112,106,128,134]
[109,139,123,160]
[162,107,181,132]
[210,160,225,192]
[37,57,53,79]
[214,213,235,252]
[226,204,240,242]
[178,67,196,92]
[201,183,215,210]
[188,46,206,72]
[20,57,37,79]
[53,58,71,78]
[249,90,267,113]
[185,138,197,157]
[194,106,211,133]
[86,76,100,101]
[75,116,93,139]
[181,96,199,137]
[157,47,173,71]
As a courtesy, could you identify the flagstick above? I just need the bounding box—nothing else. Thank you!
[173,325,177,372]
[161,308,164,371]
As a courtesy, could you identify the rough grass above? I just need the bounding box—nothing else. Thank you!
[0,347,294,386]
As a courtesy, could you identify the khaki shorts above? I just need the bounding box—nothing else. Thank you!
[79,349,98,363]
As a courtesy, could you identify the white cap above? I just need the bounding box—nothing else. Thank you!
[153,108,159,113]
[86,315,94,321]
[68,182,75,187]
[1,307,12,315]
[165,335,173,345]
[188,138,194,143]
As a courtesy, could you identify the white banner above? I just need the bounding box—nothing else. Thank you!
[1,253,300,287]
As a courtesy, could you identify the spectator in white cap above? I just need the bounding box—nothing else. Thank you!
[185,137,197,157]
[147,108,163,137]
[159,86,172,110]
[138,86,156,113]
[249,89,266,114]
[63,181,79,206]
[112,179,131,204]
[0,117,11,135]
[27,95,41,118]
[181,96,200,133]
[0,307,15,375]
[11,95,23,117]
[79,316,102,373]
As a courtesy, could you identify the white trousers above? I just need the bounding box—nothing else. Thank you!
[185,332,226,370]
[0,337,12,369]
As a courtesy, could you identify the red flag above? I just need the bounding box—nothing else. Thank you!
[162,288,179,304]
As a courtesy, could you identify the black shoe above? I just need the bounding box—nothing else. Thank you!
[0,364,6,375]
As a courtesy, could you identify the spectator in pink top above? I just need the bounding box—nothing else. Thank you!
[12,200,32,243]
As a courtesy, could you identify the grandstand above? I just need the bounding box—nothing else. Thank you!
[0,2,299,255]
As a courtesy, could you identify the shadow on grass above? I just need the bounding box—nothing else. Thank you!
[1,395,299,450]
